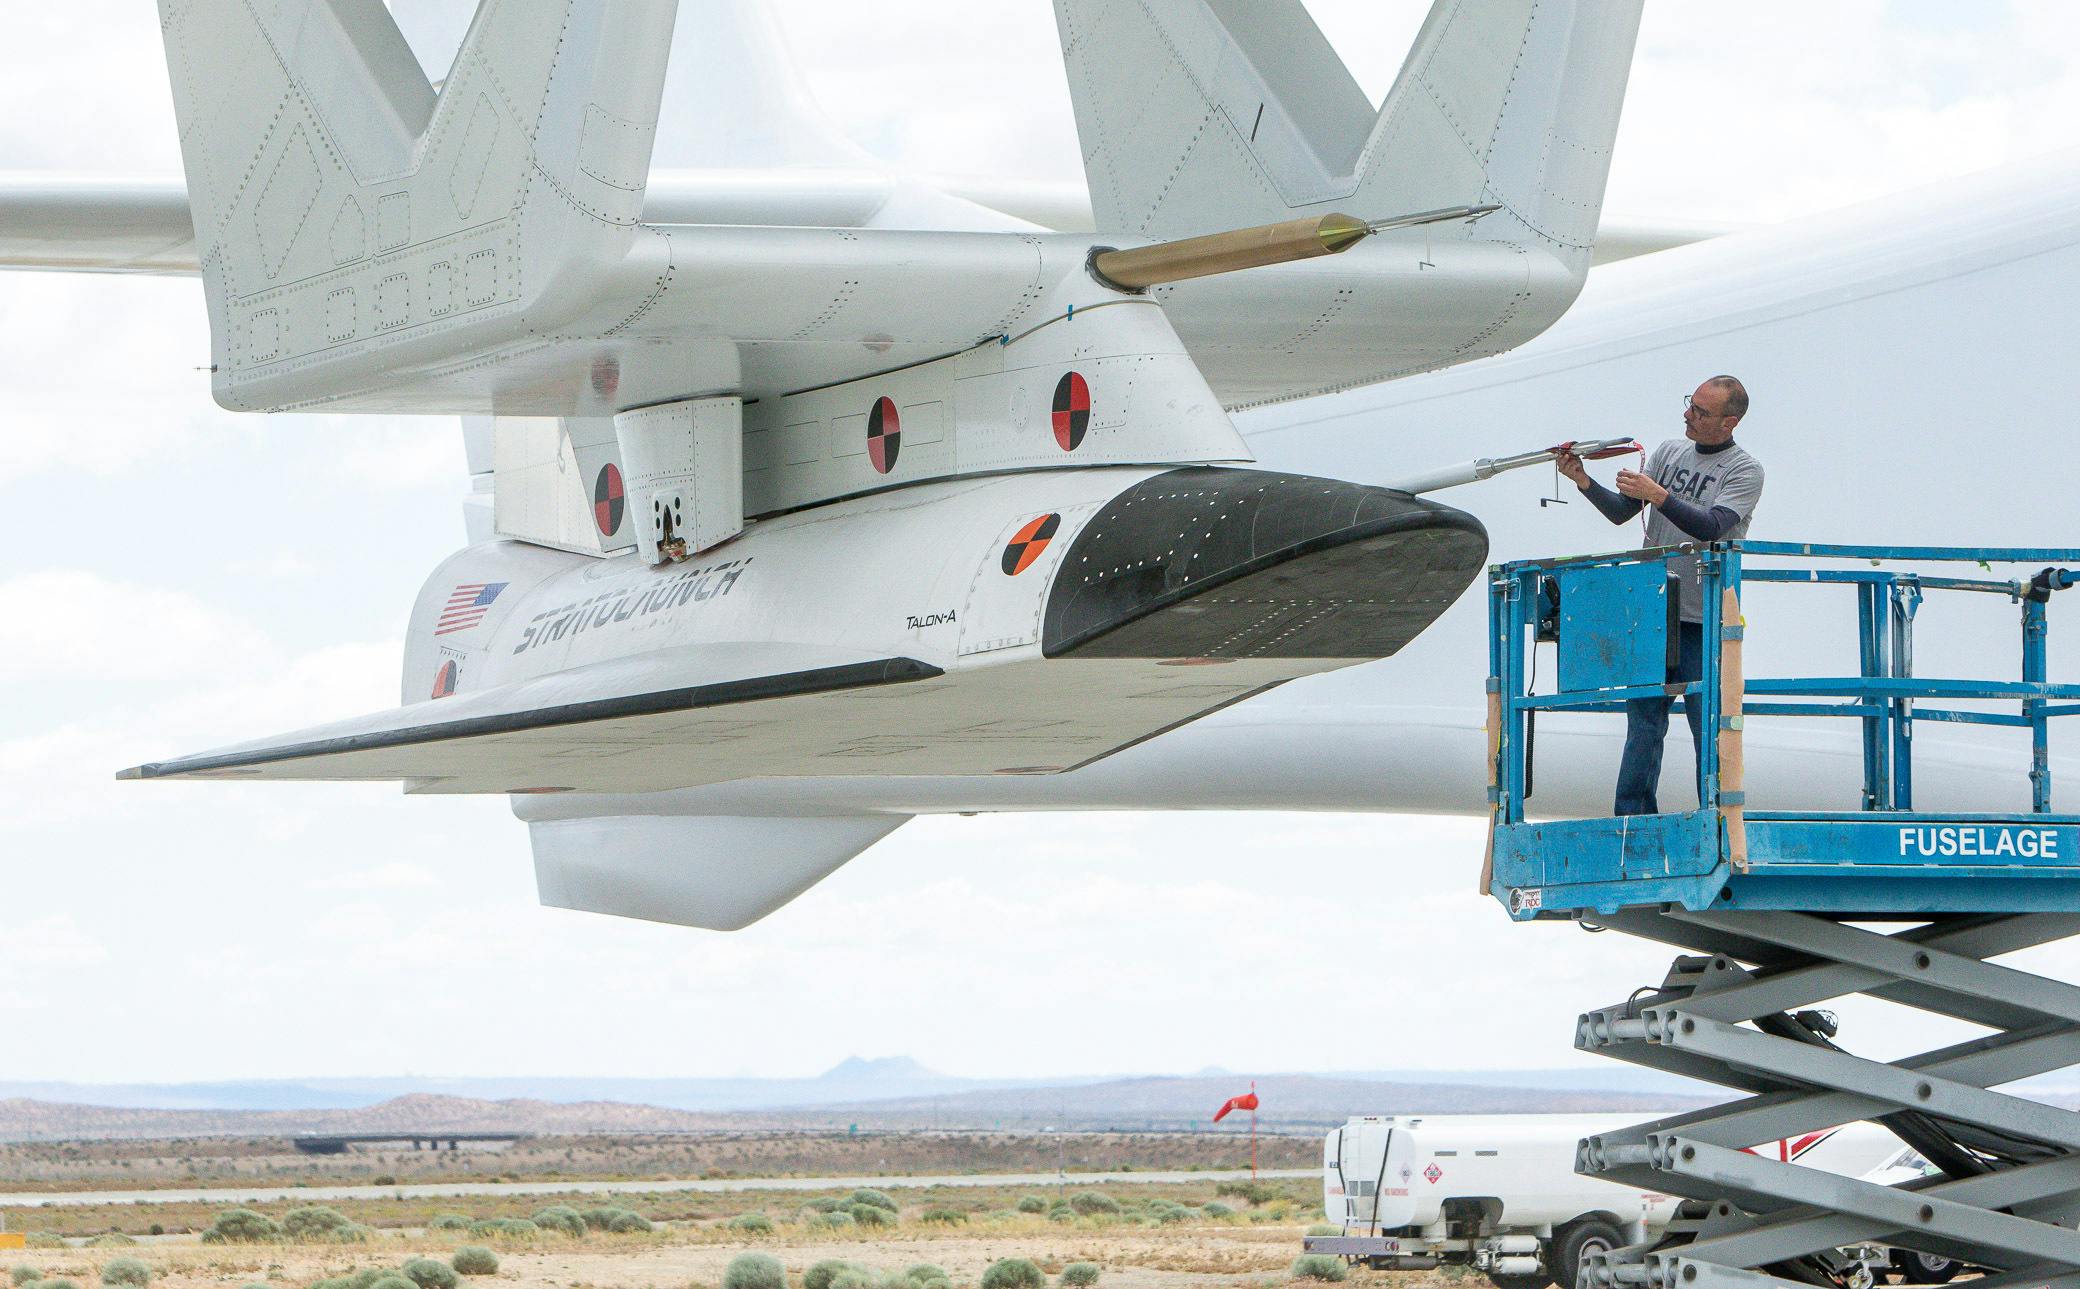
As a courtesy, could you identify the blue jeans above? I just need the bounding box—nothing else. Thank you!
[1615,621,1705,816]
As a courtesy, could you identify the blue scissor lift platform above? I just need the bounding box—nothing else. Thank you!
[1484,541,2080,1289]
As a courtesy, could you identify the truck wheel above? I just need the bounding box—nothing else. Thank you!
[1889,1251,1958,1284]
[1555,1220,1625,1289]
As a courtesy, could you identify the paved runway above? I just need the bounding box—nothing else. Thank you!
[0,1167,1314,1209]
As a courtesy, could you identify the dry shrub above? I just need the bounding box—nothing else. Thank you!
[1291,1256,1347,1283]
[201,1210,280,1245]
[400,1257,459,1289]
[804,1260,867,1289]
[724,1254,786,1289]
[981,1261,1045,1289]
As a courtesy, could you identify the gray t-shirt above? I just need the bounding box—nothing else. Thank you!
[1642,438,1765,622]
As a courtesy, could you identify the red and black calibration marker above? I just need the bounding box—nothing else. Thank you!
[867,396,901,474]
[593,462,624,536]
[1001,512,1062,576]
[1052,371,1090,451]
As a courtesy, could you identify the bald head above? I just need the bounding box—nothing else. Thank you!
[1683,375,1747,445]
[1705,374,1748,421]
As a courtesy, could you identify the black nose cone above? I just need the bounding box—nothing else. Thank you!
[1042,468,1488,660]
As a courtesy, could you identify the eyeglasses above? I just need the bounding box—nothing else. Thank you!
[1684,394,1728,419]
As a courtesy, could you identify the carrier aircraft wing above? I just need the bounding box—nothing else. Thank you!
[0,172,1735,275]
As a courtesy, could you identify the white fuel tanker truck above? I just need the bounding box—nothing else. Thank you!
[1305,1115,1905,1289]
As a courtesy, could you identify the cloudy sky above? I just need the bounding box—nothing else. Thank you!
[2,2,2077,1086]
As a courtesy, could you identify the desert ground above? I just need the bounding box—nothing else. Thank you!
[0,1134,1316,1193]
[0,1176,1433,1289]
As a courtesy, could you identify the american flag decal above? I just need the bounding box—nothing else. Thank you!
[435,582,508,635]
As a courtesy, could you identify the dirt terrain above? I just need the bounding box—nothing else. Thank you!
[8,1178,1312,1240]
[3,1223,1369,1289]
[0,1183,1436,1289]
[0,1132,1316,1193]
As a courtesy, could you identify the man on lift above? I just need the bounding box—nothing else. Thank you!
[1556,375,1765,816]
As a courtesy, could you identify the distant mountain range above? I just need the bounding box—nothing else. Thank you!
[0,1057,1716,1116]
[0,1056,997,1115]
[0,1063,1726,1141]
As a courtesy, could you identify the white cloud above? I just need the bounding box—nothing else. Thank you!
[0,916,107,1012]
[0,639,399,829]
[308,862,440,894]
[1606,3,2080,222]
[228,551,319,579]
[308,900,394,941]
[0,276,250,487]
[0,915,105,967]
[0,570,259,683]
[32,811,1660,1081]
[0,2,180,169]
[328,418,471,490]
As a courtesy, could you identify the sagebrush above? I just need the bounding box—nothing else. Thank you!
[1291,1256,1347,1283]
[282,1206,355,1240]
[980,1260,1045,1289]
[723,1254,786,1289]
[201,1209,281,1244]
[804,1260,867,1289]
[400,1257,459,1289]
[98,1261,150,1288]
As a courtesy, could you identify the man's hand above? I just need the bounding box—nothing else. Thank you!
[1555,447,1590,489]
[1615,468,1669,505]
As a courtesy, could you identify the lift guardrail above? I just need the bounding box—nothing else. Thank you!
[1484,541,2080,916]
